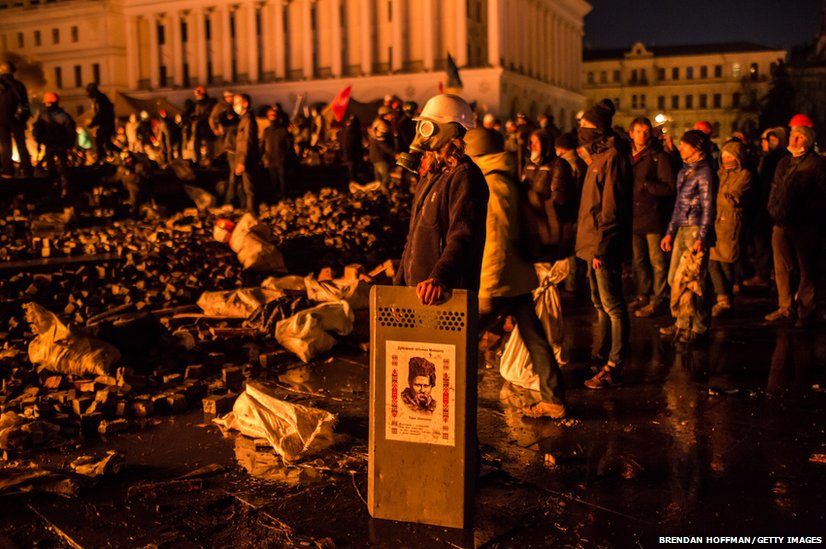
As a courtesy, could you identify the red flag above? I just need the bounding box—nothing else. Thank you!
[330,85,352,122]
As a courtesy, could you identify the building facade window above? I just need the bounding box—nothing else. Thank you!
[640,68,647,82]
[686,66,694,79]
[92,63,100,84]
[750,62,759,80]
[181,21,188,43]
[685,95,693,109]
[657,95,665,109]
[630,69,637,83]
[714,64,722,78]
[73,64,82,87]
[158,24,165,45]
[640,94,646,108]
[587,72,594,84]
[713,93,721,108]
[671,95,679,109]
[657,67,665,81]
[699,94,707,108]
[732,92,741,107]
[672,66,679,80]
[54,66,63,89]
[632,94,637,109]
[613,70,620,82]
[34,30,41,46]
[71,25,78,42]
[17,32,24,48]
[52,28,59,44]
[599,70,606,84]
[700,65,708,78]
[160,65,168,87]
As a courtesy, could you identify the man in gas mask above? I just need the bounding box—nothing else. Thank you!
[574,99,633,390]
[393,94,489,307]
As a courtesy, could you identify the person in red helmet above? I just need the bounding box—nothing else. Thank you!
[33,92,76,197]
[693,120,720,168]
[765,122,826,327]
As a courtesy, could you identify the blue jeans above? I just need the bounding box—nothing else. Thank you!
[587,261,629,366]
[632,233,669,305]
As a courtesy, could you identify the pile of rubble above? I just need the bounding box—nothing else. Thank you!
[0,182,408,463]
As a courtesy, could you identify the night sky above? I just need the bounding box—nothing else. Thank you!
[584,0,824,51]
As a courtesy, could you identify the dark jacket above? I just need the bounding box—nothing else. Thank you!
[0,73,29,127]
[339,117,364,162]
[575,135,632,263]
[234,111,259,169]
[521,154,577,261]
[209,101,238,148]
[261,123,292,167]
[631,142,677,234]
[191,95,217,140]
[33,105,76,149]
[767,149,826,228]
[88,91,115,133]
[666,157,715,246]
[368,117,394,164]
[394,155,489,290]
[753,147,788,226]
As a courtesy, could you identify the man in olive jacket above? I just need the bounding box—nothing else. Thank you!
[229,94,258,212]
[574,99,632,390]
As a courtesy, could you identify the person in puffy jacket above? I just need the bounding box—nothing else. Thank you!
[521,129,577,263]
[466,128,566,419]
[765,122,826,326]
[659,129,715,343]
[709,140,752,316]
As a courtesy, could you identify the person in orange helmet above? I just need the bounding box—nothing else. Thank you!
[33,92,76,197]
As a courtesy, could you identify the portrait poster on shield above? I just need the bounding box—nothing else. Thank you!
[385,340,456,447]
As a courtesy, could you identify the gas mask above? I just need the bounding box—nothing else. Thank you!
[397,119,463,174]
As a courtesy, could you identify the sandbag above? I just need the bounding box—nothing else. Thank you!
[229,213,287,272]
[214,382,336,463]
[499,260,569,391]
[275,301,353,362]
[261,275,307,292]
[304,275,370,310]
[197,288,285,318]
[24,303,120,377]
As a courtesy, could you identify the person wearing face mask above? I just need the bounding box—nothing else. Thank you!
[393,94,489,309]
[765,117,826,327]
[574,99,633,389]
[659,129,715,344]
[227,94,258,213]
[709,141,752,317]
[520,129,577,264]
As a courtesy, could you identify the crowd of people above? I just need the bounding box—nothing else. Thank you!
[393,93,825,419]
[2,58,825,420]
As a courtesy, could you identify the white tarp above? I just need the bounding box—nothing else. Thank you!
[229,213,287,272]
[214,382,336,463]
[303,275,370,310]
[197,288,285,318]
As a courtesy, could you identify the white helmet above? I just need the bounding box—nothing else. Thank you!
[414,94,476,130]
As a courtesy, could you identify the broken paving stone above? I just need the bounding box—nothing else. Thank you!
[166,393,187,413]
[544,453,557,468]
[42,376,64,390]
[222,366,244,392]
[184,364,205,380]
[70,450,123,477]
[72,397,93,416]
[202,393,237,416]
[131,399,154,418]
[98,419,129,434]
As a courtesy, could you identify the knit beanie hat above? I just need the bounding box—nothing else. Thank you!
[790,125,815,147]
[555,132,578,150]
[582,99,616,132]
[680,129,707,152]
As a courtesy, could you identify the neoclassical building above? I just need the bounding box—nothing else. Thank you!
[583,42,787,139]
[0,0,590,128]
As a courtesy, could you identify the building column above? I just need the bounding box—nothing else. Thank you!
[359,0,372,75]
[543,9,551,81]
[330,0,342,76]
[422,0,436,70]
[486,0,500,67]
[170,11,184,86]
[301,0,313,79]
[220,4,233,83]
[455,0,467,66]
[552,14,560,85]
[194,9,208,85]
[148,13,160,89]
[260,1,274,76]
[391,0,404,71]
[246,1,259,82]
[124,15,139,89]
[273,0,286,78]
